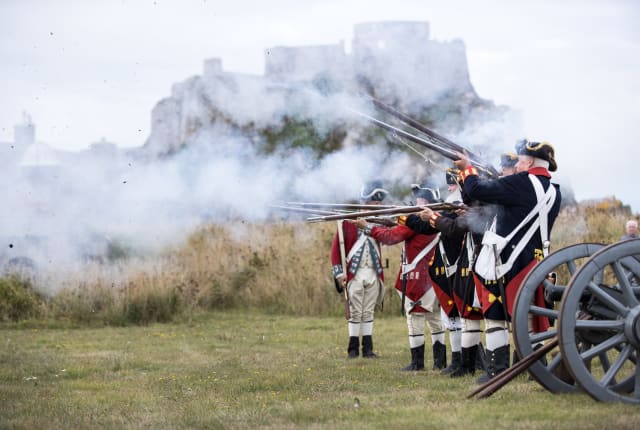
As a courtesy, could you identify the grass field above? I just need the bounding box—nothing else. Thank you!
[2,310,640,429]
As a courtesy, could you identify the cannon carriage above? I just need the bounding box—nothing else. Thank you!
[489,239,640,403]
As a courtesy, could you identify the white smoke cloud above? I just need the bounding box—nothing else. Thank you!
[0,5,521,290]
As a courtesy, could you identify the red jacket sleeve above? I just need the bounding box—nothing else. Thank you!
[369,223,415,245]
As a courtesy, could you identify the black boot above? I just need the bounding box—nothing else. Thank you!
[477,345,510,382]
[476,370,490,384]
[441,351,461,375]
[362,335,377,358]
[432,341,447,370]
[450,345,478,377]
[492,345,510,377]
[402,344,425,371]
[347,336,359,358]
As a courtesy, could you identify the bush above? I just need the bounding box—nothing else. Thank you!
[0,275,44,321]
[2,203,636,326]
[122,287,181,325]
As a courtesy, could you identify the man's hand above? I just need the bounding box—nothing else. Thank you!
[418,207,434,221]
[335,274,347,293]
[349,219,368,229]
[453,151,470,170]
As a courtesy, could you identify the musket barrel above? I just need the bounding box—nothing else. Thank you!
[370,97,462,151]
[349,108,458,160]
[270,205,345,217]
[284,202,399,210]
[349,108,498,178]
[306,202,464,223]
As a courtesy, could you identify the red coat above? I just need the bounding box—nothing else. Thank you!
[331,222,384,282]
[369,221,438,311]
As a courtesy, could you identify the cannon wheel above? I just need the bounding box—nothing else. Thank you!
[559,239,640,403]
[512,243,604,393]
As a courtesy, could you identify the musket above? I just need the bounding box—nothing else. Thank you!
[285,202,400,211]
[400,246,407,317]
[336,220,350,320]
[493,243,512,334]
[369,97,499,177]
[306,202,465,223]
[272,205,397,226]
[270,204,349,217]
[349,108,498,179]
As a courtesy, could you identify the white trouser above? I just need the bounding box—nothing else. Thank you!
[347,267,380,324]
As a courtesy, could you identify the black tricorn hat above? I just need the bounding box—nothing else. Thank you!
[500,152,518,168]
[515,139,557,172]
[445,168,460,185]
[411,181,442,203]
[360,180,389,202]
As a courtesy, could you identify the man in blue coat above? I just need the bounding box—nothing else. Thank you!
[453,140,562,381]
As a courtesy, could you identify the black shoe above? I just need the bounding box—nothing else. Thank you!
[441,351,461,375]
[362,335,377,358]
[432,341,447,370]
[483,345,510,379]
[450,345,478,378]
[347,336,359,358]
[476,371,490,384]
[402,345,425,371]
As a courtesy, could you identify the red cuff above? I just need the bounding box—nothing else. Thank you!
[460,165,478,181]
[429,212,441,228]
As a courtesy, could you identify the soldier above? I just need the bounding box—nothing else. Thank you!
[455,139,562,382]
[424,170,465,375]
[500,152,518,177]
[332,180,387,358]
[353,181,446,371]
[407,172,491,378]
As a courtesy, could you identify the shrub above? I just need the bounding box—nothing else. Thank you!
[2,203,636,325]
[0,275,44,321]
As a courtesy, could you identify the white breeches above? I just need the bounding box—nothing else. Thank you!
[347,267,380,323]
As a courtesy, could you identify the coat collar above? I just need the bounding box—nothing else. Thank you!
[527,167,551,178]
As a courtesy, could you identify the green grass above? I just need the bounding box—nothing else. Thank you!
[2,310,640,429]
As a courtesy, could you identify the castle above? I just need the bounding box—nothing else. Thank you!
[145,21,474,155]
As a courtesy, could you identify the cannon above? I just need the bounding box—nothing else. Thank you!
[472,239,640,404]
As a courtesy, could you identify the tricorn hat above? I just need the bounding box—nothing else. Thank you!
[500,152,518,168]
[515,139,557,171]
[411,181,442,203]
[445,168,460,185]
[360,180,389,202]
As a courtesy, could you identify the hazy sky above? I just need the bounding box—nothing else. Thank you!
[2,0,640,211]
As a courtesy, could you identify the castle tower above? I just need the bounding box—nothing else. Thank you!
[351,21,472,103]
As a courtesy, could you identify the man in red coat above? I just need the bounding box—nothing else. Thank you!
[353,182,445,370]
[332,180,388,358]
